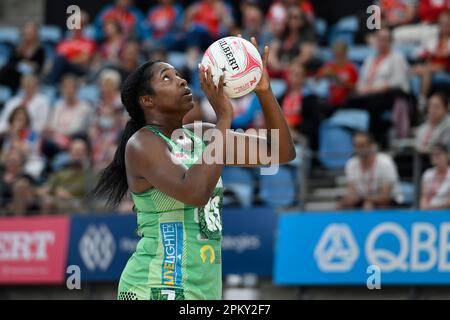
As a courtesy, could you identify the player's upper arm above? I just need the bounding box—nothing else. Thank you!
[126,131,207,207]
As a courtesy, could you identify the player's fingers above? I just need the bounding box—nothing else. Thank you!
[198,64,206,88]
[250,36,258,49]
[206,66,213,85]
[218,74,225,93]
[262,45,269,68]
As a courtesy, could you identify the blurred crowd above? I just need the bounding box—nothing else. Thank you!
[0,0,449,216]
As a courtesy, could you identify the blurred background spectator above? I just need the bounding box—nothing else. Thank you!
[420,143,450,209]
[0,22,45,93]
[339,132,402,210]
[0,74,50,134]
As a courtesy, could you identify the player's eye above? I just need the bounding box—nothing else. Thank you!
[163,75,170,81]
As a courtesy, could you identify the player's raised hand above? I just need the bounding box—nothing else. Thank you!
[198,64,233,120]
[248,36,271,93]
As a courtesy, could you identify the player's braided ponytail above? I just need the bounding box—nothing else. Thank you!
[92,61,157,207]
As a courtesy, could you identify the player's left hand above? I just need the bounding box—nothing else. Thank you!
[237,34,271,93]
[249,36,270,93]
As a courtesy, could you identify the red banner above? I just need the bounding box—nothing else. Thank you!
[0,216,69,284]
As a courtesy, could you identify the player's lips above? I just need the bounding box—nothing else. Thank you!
[183,88,192,97]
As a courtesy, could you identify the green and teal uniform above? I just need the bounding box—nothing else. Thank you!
[118,125,223,300]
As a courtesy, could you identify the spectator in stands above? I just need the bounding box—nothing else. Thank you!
[268,5,317,79]
[100,19,125,66]
[316,41,358,110]
[239,0,273,51]
[379,0,417,28]
[415,92,450,154]
[349,28,410,147]
[184,0,235,70]
[393,0,450,45]
[95,0,145,40]
[46,11,96,84]
[144,0,185,52]
[411,10,450,109]
[0,22,45,93]
[0,74,50,134]
[98,69,123,111]
[281,61,322,149]
[116,39,142,84]
[89,104,122,172]
[0,149,38,216]
[420,144,450,209]
[39,137,96,214]
[46,75,92,149]
[266,0,315,26]
[339,132,402,210]
[0,107,39,159]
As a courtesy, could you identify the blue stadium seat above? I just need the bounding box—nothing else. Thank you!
[0,27,20,45]
[167,51,187,70]
[270,79,287,99]
[0,86,12,104]
[0,43,11,67]
[335,15,359,33]
[39,25,62,44]
[399,181,414,206]
[78,84,100,104]
[318,47,333,62]
[328,109,370,132]
[328,16,359,46]
[40,85,58,104]
[221,167,254,208]
[315,18,328,39]
[83,24,97,40]
[259,166,297,208]
[348,45,375,65]
[329,31,355,46]
[319,120,354,169]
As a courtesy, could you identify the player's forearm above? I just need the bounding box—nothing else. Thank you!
[256,88,296,163]
[184,116,232,205]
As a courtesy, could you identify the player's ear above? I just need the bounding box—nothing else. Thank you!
[139,95,153,108]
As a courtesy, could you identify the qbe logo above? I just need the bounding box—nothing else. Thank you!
[314,224,359,272]
[79,224,115,271]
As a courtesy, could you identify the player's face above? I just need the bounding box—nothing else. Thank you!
[149,62,194,114]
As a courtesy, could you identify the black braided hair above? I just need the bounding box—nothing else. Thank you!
[91,61,158,207]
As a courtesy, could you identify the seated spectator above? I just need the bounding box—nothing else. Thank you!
[393,0,450,45]
[379,0,417,28]
[268,5,317,79]
[95,0,145,40]
[266,0,315,26]
[39,137,97,214]
[239,0,273,51]
[98,69,123,111]
[100,18,125,65]
[184,0,235,69]
[89,104,122,172]
[281,61,322,149]
[415,92,450,154]
[0,107,39,159]
[0,74,50,134]
[411,10,450,109]
[46,75,92,148]
[339,132,402,210]
[348,28,410,147]
[316,41,358,109]
[144,0,185,52]
[0,149,39,216]
[420,144,450,209]
[46,11,96,84]
[115,39,142,83]
[0,22,45,93]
